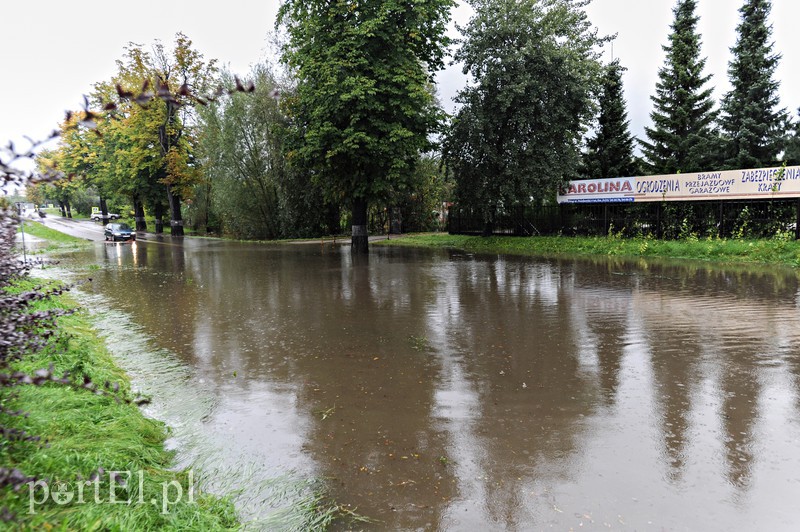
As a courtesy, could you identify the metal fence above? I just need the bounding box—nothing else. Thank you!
[448,199,800,239]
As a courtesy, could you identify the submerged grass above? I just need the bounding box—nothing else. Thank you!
[378,233,800,267]
[4,224,361,530]
[255,476,373,531]
[1,284,239,530]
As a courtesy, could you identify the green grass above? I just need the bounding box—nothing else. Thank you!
[1,286,239,530]
[257,476,373,531]
[1,281,362,530]
[378,233,800,267]
[17,220,90,253]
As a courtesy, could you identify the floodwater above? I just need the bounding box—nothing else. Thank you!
[58,239,800,530]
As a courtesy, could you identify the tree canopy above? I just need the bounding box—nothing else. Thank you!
[583,60,638,179]
[719,0,786,169]
[640,0,717,174]
[55,33,217,232]
[197,65,336,239]
[443,0,605,232]
[278,0,454,252]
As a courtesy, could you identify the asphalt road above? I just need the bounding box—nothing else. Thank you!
[34,215,105,241]
[30,215,401,244]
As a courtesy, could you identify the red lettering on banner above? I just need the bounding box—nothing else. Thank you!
[565,179,633,196]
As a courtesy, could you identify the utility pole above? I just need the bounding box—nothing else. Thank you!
[15,202,27,263]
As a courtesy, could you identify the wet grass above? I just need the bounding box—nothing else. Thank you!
[378,233,800,267]
[3,278,364,530]
[257,476,373,531]
[17,220,90,252]
[1,284,239,529]
[87,301,364,531]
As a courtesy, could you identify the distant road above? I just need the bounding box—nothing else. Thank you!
[35,215,105,241]
[34,215,406,244]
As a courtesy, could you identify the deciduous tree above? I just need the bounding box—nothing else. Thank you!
[198,66,331,238]
[278,0,454,252]
[32,149,80,217]
[443,0,604,234]
[60,34,218,234]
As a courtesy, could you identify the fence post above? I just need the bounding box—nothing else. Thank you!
[796,199,800,241]
[447,206,454,234]
[656,203,663,239]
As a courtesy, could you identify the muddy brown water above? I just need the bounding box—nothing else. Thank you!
[57,239,800,530]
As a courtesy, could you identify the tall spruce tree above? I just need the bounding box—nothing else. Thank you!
[640,0,717,174]
[784,109,800,166]
[583,60,638,179]
[719,0,786,170]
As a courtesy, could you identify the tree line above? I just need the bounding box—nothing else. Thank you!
[22,0,799,249]
[448,0,798,235]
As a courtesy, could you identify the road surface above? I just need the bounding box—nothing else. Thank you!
[30,214,405,244]
[35,215,105,241]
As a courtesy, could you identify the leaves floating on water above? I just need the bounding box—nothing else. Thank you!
[315,405,336,420]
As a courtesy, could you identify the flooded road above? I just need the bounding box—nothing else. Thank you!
[60,239,800,530]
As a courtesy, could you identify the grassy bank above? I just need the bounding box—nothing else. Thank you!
[378,233,800,267]
[17,220,90,253]
[5,228,360,530]
[1,282,238,529]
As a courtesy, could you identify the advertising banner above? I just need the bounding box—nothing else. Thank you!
[557,166,800,204]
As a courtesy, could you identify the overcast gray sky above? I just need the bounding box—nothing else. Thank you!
[2,0,799,171]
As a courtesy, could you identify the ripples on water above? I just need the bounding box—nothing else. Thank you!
[46,242,800,530]
[75,294,320,526]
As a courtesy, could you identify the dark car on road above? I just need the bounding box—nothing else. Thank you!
[104,223,136,242]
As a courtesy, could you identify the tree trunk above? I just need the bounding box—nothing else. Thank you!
[203,180,212,234]
[390,207,402,235]
[167,185,184,237]
[65,201,72,219]
[133,196,147,232]
[351,198,369,254]
[100,197,110,226]
[59,201,67,217]
[326,202,341,236]
[481,206,494,237]
[154,203,164,234]
[158,96,184,237]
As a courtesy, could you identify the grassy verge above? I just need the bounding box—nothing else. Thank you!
[378,233,800,267]
[17,220,90,253]
[1,282,238,529]
[5,225,360,530]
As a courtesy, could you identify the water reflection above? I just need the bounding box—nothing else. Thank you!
[63,241,800,530]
